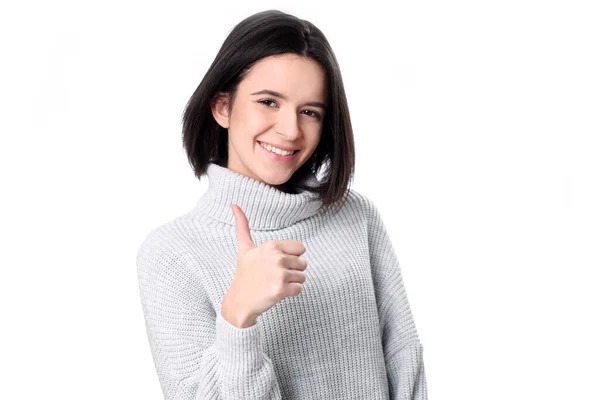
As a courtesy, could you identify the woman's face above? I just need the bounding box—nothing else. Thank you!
[211,54,327,188]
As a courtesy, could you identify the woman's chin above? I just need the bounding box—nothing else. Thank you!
[255,166,296,187]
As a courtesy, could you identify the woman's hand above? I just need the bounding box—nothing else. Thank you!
[221,204,308,328]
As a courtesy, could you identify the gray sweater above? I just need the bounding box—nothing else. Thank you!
[136,162,428,399]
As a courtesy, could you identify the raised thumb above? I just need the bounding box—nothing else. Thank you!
[232,204,255,254]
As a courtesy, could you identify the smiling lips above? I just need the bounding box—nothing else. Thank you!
[258,141,299,154]
[258,140,300,162]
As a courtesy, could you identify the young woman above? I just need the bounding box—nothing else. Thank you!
[136,9,427,400]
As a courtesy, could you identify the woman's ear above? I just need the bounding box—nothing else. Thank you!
[210,92,230,129]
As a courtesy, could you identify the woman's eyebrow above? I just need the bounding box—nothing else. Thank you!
[251,89,327,109]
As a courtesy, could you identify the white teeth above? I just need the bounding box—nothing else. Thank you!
[260,142,296,156]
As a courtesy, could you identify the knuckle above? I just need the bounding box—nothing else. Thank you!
[279,269,289,283]
[272,282,285,299]
[275,253,286,266]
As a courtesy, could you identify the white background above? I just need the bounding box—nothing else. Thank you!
[1,1,599,399]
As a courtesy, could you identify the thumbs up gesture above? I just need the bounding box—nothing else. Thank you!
[220,204,309,328]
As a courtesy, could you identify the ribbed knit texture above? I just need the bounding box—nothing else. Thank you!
[136,162,428,400]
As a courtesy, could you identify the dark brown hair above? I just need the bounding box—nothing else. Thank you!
[181,9,355,211]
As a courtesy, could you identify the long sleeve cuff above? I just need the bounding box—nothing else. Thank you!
[215,311,267,376]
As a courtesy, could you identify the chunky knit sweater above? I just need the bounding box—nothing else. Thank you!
[136,162,428,400]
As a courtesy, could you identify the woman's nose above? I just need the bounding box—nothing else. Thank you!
[276,110,302,140]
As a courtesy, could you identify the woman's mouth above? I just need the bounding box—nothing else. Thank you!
[258,141,300,163]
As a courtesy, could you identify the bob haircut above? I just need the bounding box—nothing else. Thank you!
[182,9,355,211]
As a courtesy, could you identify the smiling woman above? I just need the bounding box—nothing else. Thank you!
[210,54,327,187]
[180,10,355,204]
[136,8,428,400]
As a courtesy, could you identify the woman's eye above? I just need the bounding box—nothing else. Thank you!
[302,110,322,120]
[258,99,277,107]
[258,99,321,120]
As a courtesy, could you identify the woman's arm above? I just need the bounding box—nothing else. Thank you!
[365,199,428,400]
[135,230,283,400]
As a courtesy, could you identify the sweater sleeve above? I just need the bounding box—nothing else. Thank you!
[365,201,428,400]
[135,230,283,400]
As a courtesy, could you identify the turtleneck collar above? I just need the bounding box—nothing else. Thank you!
[195,162,323,231]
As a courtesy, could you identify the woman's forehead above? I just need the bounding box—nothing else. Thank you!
[241,55,327,101]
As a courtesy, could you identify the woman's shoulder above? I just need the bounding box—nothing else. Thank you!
[321,188,389,237]
[135,208,206,263]
[329,187,378,218]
